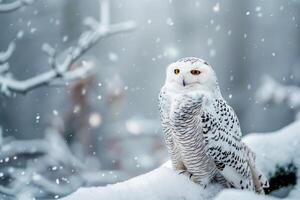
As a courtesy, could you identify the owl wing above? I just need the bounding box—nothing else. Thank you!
[201,98,250,173]
[202,98,268,190]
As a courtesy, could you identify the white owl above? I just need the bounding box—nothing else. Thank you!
[159,57,269,193]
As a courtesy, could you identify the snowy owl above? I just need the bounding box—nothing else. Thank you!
[158,57,269,193]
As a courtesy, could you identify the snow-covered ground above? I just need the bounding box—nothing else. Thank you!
[62,161,223,200]
[63,120,300,200]
[244,120,300,199]
[214,190,276,200]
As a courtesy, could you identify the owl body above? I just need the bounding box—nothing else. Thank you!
[159,57,268,193]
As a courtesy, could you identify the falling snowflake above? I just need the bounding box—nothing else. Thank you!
[73,105,81,113]
[53,110,58,116]
[164,46,179,59]
[247,84,252,90]
[209,49,216,57]
[55,19,60,25]
[166,18,174,26]
[30,28,37,33]
[207,38,213,46]
[36,113,40,123]
[280,5,284,11]
[17,30,24,39]
[89,113,102,127]
[62,36,69,42]
[213,3,220,12]
[108,52,119,62]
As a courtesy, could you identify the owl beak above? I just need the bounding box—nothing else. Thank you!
[182,79,186,87]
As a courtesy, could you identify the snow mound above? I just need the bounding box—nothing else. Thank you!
[62,161,223,200]
[63,121,300,200]
[215,190,275,200]
[243,119,300,179]
[243,120,300,199]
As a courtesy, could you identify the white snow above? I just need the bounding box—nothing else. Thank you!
[166,17,174,26]
[243,119,300,181]
[63,121,300,200]
[215,190,275,200]
[62,161,223,200]
[243,120,300,200]
[212,3,220,13]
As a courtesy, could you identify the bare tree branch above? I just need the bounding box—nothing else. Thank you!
[0,0,136,95]
[0,0,34,13]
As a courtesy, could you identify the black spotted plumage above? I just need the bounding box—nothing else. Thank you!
[159,87,269,193]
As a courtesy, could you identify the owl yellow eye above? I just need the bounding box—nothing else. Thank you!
[190,70,201,75]
[174,69,180,74]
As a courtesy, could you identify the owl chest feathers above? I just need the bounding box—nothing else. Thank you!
[166,93,218,176]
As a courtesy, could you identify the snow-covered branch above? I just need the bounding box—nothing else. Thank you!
[0,127,129,198]
[0,128,82,197]
[63,121,300,200]
[0,0,34,13]
[0,42,15,64]
[0,0,136,95]
[256,75,300,116]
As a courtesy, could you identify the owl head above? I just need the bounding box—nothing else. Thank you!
[165,57,220,96]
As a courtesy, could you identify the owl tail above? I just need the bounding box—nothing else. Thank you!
[244,144,269,194]
[249,162,269,194]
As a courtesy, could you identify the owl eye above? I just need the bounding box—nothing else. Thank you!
[190,70,201,75]
[174,69,180,74]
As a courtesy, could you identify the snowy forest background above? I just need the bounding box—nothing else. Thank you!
[0,0,300,199]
